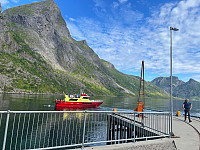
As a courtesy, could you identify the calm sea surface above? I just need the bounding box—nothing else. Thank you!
[0,94,199,117]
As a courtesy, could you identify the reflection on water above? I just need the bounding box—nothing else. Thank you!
[0,94,199,117]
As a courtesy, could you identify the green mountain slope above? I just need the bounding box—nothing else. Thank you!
[0,0,168,97]
[101,60,169,97]
[151,76,185,93]
[151,77,200,99]
[173,79,200,99]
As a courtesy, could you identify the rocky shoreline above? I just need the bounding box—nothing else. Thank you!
[0,91,60,95]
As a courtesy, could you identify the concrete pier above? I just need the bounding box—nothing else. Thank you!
[173,116,200,150]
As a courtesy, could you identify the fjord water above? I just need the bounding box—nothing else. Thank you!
[0,94,199,117]
[0,94,199,149]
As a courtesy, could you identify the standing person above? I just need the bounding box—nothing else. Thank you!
[183,99,192,122]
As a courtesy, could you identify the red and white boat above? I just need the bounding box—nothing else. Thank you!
[56,94,103,108]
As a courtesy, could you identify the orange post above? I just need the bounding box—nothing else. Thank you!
[177,111,180,116]
[134,102,144,112]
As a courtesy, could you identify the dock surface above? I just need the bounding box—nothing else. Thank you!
[173,116,200,150]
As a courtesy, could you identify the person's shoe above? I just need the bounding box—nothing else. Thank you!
[189,120,192,123]
[184,120,186,122]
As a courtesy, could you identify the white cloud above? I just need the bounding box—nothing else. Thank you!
[67,21,85,40]
[113,2,119,8]
[11,0,19,3]
[67,0,200,81]
[0,0,9,6]
[69,17,76,22]
[118,0,128,3]
[93,0,105,7]
[191,74,200,82]
[0,0,10,11]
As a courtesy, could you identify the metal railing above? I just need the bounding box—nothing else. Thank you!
[0,110,171,150]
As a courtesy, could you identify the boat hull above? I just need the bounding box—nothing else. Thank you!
[56,101,103,108]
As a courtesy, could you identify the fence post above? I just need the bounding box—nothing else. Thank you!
[170,112,173,136]
[82,111,87,149]
[2,110,10,150]
[169,113,171,137]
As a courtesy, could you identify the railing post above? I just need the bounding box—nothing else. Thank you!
[82,111,87,149]
[170,112,173,136]
[169,112,171,137]
[2,110,10,150]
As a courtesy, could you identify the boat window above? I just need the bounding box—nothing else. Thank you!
[82,97,89,99]
[69,99,78,101]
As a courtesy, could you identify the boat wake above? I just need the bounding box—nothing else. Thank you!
[43,104,54,107]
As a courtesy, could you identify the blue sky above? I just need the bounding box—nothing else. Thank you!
[1,0,200,82]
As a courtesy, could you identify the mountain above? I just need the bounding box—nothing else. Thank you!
[151,77,200,99]
[151,76,185,93]
[173,79,200,99]
[0,0,168,97]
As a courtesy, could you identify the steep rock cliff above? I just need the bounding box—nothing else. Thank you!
[0,0,168,96]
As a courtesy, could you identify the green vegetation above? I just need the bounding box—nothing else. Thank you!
[101,59,169,97]
[5,5,34,15]
[0,0,169,97]
[58,15,66,27]
[75,41,90,50]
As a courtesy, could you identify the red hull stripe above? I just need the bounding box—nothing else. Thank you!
[56,101,103,108]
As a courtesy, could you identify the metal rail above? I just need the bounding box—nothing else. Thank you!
[0,110,171,150]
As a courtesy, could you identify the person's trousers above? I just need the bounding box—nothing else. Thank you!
[184,109,191,121]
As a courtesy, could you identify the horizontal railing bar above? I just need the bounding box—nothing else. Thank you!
[29,135,170,150]
[84,135,170,145]
[0,111,9,113]
[0,111,134,114]
[135,135,170,140]
[0,110,171,114]
[143,125,169,135]
[28,135,170,150]
[28,143,83,150]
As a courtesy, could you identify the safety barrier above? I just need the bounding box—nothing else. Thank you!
[0,111,171,149]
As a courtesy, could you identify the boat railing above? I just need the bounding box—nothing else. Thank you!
[0,110,171,150]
